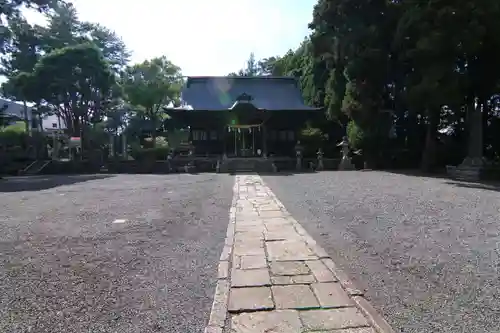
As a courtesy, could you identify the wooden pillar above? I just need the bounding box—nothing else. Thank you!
[234,128,238,156]
[222,126,226,156]
[252,128,255,156]
[262,125,268,157]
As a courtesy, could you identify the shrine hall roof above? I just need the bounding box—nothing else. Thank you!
[175,76,320,111]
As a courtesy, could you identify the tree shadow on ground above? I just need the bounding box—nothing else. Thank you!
[227,170,317,176]
[444,181,500,192]
[0,174,115,193]
[381,169,451,180]
[381,169,500,192]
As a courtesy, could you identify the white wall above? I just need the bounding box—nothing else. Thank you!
[1,98,67,130]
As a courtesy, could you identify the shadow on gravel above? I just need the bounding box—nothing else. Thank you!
[0,174,114,192]
[445,181,500,192]
[382,169,500,192]
[381,169,451,180]
[228,171,317,176]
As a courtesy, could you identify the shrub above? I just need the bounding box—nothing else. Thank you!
[130,146,170,161]
[300,126,327,157]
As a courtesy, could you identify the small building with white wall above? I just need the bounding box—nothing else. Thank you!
[0,98,66,131]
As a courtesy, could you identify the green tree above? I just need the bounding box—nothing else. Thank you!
[2,1,130,135]
[0,0,58,53]
[1,16,41,133]
[12,44,115,140]
[37,2,130,73]
[229,52,261,76]
[257,56,283,76]
[122,56,182,146]
[257,0,500,171]
[82,22,130,74]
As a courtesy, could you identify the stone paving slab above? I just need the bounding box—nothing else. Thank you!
[206,175,395,333]
[270,261,311,276]
[306,260,338,282]
[272,285,320,309]
[228,287,274,312]
[267,240,318,261]
[231,310,302,333]
[240,255,268,269]
[300,308,369,331]
[312,282,355,308]
[231,268,271,287]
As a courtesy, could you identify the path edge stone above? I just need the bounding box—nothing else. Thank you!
[204,180,238,333]
[353,296,396,333]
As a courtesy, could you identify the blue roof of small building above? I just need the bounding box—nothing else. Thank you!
[178,76,319,111]
[0,98,33,121]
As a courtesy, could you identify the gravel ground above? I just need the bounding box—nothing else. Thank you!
[263,171,500,333]
[0,174,234,333]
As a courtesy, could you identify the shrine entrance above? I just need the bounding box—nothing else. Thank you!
[227,125,264,157]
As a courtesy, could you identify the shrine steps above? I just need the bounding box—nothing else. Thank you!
[218,158,276,173]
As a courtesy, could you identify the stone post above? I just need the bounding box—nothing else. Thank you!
[338,136,355,170]
[188,141,194,156]
[51,131,57,160]
[454,100,484,180]
[109,133,114,158]
[295,141,303,171]
[317,148,324,171]
[122,134,127,160]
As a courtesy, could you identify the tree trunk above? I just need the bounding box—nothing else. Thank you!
[38,113,43,132]
[420,110,438,172]
[151,117,157,147]
[22,101,30,135]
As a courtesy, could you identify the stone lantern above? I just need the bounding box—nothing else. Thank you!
[316,148,324,171]
[295,141,304,171]
[337,136,354,170]
[187,141,195,156]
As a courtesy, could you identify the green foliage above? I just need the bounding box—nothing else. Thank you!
[1,2,130,143]
[346,120,364,151]
[298,125,328,157]
[166,129,190,150]
[12,43,115,135]
[229,52,260,76]
[240,0,500,170]
[129,146,170,161]
[0,121,25,133]
[122,56,182,146]
[0,0,58,53]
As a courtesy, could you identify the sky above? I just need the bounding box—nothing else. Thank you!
[13,0,316,128]
[25,0,316,76]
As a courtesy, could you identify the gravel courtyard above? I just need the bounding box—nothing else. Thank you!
[0,174,234,333]
[2,172,499,333]
[264,171,500,333]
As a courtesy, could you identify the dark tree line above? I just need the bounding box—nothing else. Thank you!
[235,1,500,171]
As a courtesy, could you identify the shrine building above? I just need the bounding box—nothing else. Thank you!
[165,76,324,158]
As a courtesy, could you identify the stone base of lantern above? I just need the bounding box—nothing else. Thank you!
[338,156,355,170]
[447,157,485,181]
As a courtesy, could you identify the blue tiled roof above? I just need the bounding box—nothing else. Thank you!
[0,98,33,120]
[179,76,319,111]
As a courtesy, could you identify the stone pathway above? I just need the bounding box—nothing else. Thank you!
[206,175,395,333]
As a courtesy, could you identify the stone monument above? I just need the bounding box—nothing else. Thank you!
[316,148,324,171]
[295,141,303,171]
[187,141,195,156]
[338,136,355,170]
[450,100,485,181]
